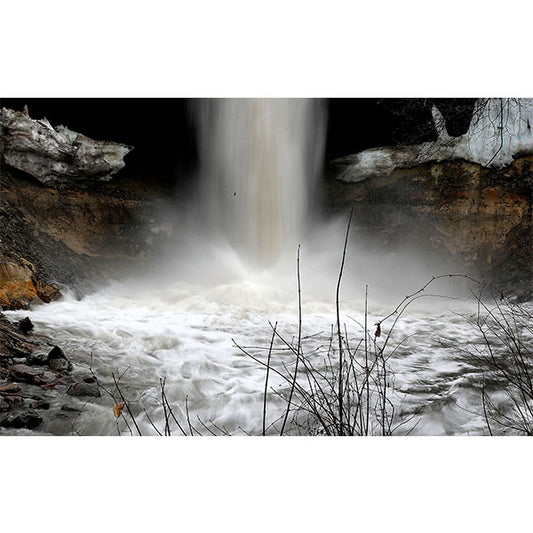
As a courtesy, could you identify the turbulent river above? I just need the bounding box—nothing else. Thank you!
[4,246,501,436]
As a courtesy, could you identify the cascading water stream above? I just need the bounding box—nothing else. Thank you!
[194,98,325,268]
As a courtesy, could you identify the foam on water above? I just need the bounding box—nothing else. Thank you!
[4,266,491,436]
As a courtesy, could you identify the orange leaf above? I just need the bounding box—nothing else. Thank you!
[113,402,125,418]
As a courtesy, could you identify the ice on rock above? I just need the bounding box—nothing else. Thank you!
[335,98,533,182]
[466,98,533,167]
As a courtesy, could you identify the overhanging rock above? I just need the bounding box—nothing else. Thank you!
[0,107,133,187]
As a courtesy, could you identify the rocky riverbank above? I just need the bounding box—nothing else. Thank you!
[0,314,101,434]
[0,106,175,433]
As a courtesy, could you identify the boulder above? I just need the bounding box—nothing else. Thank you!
[7,363,56,385]
[26,352,48,366]
[9,364,41,384]
[66,381,100,398]
[0,260,39,310]
[0,256,61,310]
[30,397,50,410]
[0,398,10,411]
[0,409,42,429]
[35,370,57,385]
[2,394,23,409]
[47,346,73,372]
[18,316,34,334]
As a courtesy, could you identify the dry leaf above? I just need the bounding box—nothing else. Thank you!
[113,402,125,418]
[374,323,381,338]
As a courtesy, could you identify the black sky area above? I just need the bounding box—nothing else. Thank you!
[0,98,476,185]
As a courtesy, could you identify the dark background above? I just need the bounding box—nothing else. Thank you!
[0,98,476,185]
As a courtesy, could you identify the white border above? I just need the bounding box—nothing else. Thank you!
[2,2,532,531]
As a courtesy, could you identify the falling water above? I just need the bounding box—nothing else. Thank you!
[194,98,326,267]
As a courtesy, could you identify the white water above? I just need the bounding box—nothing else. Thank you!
[4,272,491,436]
[1,99,510,436]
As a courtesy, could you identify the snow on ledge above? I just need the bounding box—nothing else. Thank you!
[334,98,533,183]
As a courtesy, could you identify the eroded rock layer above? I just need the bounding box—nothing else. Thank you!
[327,156,533,300]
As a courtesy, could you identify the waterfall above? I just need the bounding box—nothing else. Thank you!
[194,98,326,268]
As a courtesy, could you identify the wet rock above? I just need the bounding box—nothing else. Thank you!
[0,315,41,357]
[0,383,20,393]
[30,396,50,410]
[19,316,34,334]
[0,355,13,368]
[0,260,38,310]
[0,398,10,411]
[0,409,42,429]
[8,363,56,386]
[3,394,23,409]
[34,370,57,385]
[47,346,65,360]
[26,352,48,366]
[47,346,72,372]
[9,363,41,383]
[61,404,80,412]
[66,381,100,398]
[34,281,61,304]
[29,295,45,307]
[48,358,71,372]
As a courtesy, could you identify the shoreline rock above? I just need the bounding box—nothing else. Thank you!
[0,314,99,433]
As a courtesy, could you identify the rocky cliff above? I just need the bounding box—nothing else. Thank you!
[327,156,533,300]
[0,108,173,310]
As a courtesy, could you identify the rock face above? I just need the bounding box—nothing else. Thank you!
[0,168,173,309]
[327,156,533,300]
[0,255,61,310]
[0,106,173,310]
[0,107,132,188]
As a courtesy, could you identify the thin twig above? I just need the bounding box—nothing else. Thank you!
[281,245,303,436]
[336,205,354,435]
[263,321,278,436]
[112,372,142,436]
